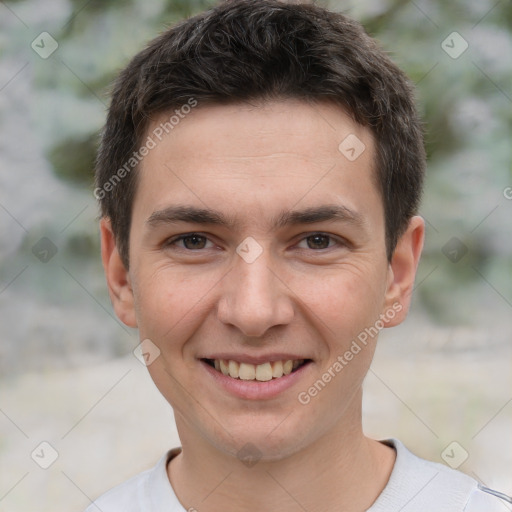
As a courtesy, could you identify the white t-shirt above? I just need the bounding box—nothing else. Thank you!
[85,439,510,511]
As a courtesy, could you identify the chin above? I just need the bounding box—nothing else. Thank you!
[208,417,316,464]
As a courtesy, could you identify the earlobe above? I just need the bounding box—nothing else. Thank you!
[383,216,425,327]
[100,218,138,328]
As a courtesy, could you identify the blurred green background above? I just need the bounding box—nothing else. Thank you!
[0,0,512,373]
[0,1,511,510]
[0,0,510,376]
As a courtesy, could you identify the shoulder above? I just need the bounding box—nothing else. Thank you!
[84,468,150,512]
[369,439,511,512]
[84,448,183,512]
[464,485,512,511]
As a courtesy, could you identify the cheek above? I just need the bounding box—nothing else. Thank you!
[291,262,385,337]
[132,253,387,350]
[132,267,218,344]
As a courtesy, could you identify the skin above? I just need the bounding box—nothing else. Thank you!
[101,99,425,511]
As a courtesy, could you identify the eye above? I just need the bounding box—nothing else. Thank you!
[165,233,215,251]
[296,233,343,250]
[164,232,346,253]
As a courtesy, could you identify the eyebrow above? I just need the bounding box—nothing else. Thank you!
[146,204,365,231]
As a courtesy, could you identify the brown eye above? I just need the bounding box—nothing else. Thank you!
[182,235,207,249]
[306,234,331,249]
[167,233,213,250]
[296,233,339,250]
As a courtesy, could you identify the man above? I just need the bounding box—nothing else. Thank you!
[90,0,510,510]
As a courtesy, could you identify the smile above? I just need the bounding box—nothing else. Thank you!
[202,358,310,382]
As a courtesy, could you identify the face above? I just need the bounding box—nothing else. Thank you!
[102,99,423,461]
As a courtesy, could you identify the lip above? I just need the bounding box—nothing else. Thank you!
[198,353,310,365]
[199,358,313,400]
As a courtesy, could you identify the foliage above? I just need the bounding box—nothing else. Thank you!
[22,0,512,324]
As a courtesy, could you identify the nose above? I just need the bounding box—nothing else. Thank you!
[217,246,294,338]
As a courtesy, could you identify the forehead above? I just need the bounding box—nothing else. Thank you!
[144,99,372,163]
[133,99,381,229]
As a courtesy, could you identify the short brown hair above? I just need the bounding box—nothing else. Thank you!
[95,0,425,268]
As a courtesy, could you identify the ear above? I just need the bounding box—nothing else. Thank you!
[100,217,137,328]
[382,216,425,327]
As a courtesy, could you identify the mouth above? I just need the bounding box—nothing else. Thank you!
[201,358,312,382]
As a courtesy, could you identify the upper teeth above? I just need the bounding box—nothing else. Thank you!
[213,359,303,381]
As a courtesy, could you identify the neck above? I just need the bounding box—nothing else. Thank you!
[168,393,395,512]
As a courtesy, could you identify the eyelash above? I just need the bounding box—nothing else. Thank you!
[165,232,346,252]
